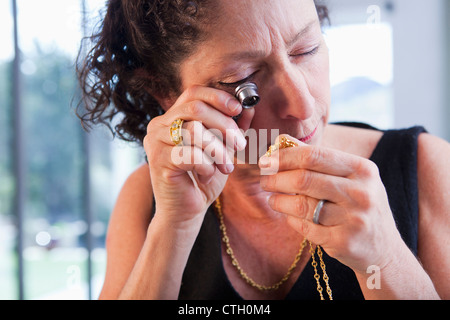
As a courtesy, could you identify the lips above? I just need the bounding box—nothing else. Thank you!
[299,126,317,143]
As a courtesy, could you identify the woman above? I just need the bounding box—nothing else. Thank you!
[78,0,449,299]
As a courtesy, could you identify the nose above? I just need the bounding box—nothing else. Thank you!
[269,64,315,120]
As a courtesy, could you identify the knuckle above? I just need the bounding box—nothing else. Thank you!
[349,184,373,210]
[143,134,151,148]
[182,86,199,101]
[146,115,161,134]
[204,90,221,105]
[302,146,322,167]
[350,212,371,232]
[294,169,313,191]
[294,196,308,217]
[357,159,380,179]
[186,100,206,116]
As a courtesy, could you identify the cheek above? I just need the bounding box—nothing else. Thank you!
[308,50,331,113]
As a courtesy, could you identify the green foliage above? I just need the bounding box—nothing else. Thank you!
[22,49,83,221]
[0,48,84,221]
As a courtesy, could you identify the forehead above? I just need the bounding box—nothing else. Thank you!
[180,0,319,86]
[209,0,317,45]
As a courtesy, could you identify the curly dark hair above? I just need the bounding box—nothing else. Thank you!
[77,0,329,144]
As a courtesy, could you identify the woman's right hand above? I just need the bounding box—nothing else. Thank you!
[144,86,252,227]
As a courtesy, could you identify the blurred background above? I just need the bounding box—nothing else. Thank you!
[0,0,449,299]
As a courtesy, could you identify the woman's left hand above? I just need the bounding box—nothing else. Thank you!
[259,135,405,274]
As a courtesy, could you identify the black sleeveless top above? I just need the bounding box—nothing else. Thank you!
[176,123,426,300]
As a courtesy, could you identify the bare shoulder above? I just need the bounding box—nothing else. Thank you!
[323,124,384,159]
[417,133,450,187]
[417,133,450,218]
[417,133,450,298]
[99,163,153,299]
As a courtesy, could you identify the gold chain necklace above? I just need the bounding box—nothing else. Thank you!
[215,197,332,299]
[214,136,333,299]
[309,240,333,300]
[215,196,307,292]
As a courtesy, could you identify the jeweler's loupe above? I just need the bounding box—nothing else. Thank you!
[235,82,260,109]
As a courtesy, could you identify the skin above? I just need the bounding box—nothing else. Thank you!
[99,0,449,300]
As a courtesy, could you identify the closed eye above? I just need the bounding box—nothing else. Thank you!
[218,72,257,88]
[290,45,319,58]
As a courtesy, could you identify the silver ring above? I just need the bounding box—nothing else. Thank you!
[313,200,326,225]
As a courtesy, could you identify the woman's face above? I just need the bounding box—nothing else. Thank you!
[179,0,330,147]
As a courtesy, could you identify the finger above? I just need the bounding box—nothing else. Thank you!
[286,215,333,247]
[260,169,351,204]
[171,126,235,176]
[268,194,344,226]
[166,103,247,151]
[177,85,243,118]
[148,117,235,176]
[184,121,235,175]
[169,145,219,184]
[236,107,256,132]
[260,134,364,177]
[167,120,235,175]
[183,121,246,159]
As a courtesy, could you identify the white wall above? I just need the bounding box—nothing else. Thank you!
[392,0,448,140]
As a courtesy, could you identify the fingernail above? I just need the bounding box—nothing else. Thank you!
[227,99,241,113]
[259,156,270,168]
[268,194,275,207]
[225,163,234,174]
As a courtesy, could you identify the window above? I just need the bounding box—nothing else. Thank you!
[1,0,141,300]
[325,2,394,129]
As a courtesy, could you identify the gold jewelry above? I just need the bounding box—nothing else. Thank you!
[264,136,333,298]
[215,196,333,298]
[215,196,307,292]
[309,241,333,300]
[265,136,298,157]
[170,118,184,145]
[212,135,334,298]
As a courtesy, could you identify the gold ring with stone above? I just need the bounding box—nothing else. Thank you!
[170,118,184,146]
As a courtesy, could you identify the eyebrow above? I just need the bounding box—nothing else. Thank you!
[219,20,320,62]
[286,20,319,48]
